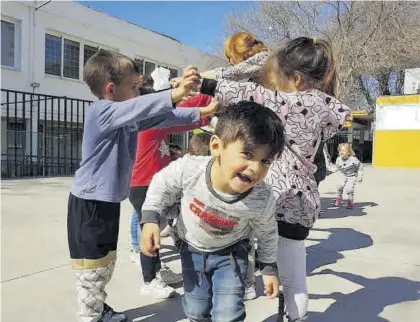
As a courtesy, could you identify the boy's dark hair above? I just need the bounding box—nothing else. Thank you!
[188,132,212,156]
[84,49,140,98]
[215,101,285,158]
[169,144,182,151]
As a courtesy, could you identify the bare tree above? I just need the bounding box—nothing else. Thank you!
[224,1,420,109]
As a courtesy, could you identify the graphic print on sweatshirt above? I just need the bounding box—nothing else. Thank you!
[190,197,240,235]
[159,140,170,158]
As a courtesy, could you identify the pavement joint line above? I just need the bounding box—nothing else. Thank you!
[1,263,70,284]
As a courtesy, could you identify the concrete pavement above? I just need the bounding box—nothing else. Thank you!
[1,166,420,321]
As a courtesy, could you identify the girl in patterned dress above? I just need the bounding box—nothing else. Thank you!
[200,37,351,321]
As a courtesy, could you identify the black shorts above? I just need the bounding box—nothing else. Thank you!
[67,193,120,268]
[128,186,149,216]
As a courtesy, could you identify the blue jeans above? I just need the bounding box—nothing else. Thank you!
[179,240,249,322]
[131,209,140,252]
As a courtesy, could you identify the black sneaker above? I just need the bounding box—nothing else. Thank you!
[99,303,127,322]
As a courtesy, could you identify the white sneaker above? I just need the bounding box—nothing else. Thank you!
[244,285,257,301]
[140,278,175,299]
[130,250,140,265]
[160,225,173,238]
[158,265,183,285]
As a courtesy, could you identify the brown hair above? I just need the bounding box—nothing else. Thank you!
[260,37,338,96]
[224,32,268,65]
[83,49,140,98]
[188,132,212,156]
[338,143,356,157]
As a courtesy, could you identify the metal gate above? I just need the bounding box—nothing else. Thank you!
[1,89,92,178]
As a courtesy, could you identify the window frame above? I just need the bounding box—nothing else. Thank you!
[1,16,21,70]
[44,30,116,82]
[134,55,180,79]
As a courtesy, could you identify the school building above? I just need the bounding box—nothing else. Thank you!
[1,1,222,178]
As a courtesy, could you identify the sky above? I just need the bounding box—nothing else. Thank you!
[79,1,253,53]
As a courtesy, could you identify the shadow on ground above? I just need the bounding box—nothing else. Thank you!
[124,293,186,322]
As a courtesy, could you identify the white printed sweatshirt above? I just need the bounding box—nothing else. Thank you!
[201,79,351,240]
[141,155,279,275]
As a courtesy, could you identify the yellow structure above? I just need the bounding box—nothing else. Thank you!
[373,95,420,168]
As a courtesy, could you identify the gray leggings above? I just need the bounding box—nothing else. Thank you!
[337,176,357,200]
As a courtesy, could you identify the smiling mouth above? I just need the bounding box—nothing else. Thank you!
[237,173,254,184]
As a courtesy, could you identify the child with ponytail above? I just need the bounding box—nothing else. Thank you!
[200,37,351,321]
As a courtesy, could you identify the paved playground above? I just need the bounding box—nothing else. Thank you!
[2,166,420,322]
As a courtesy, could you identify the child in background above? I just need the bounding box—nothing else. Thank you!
[141,101,284,321]
[129,85,217,299]
[188,132,212,156]
[67,49,216,322]
[202,32,269,83]
[334,143,363,209]
[200,37,351,321]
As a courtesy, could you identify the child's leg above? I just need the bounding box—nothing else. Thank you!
[67,193,121,322]
[129,186,163,282]
[345,176,357,201]
[245,236,256,287]
[179,241,212,321]
[337,177,347,198]
[211,241,249,322]
[130,209,140,252]
[276,236,308,322]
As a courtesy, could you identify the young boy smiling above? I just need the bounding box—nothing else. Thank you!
[140,101,285,321]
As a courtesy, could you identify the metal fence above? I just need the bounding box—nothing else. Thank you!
[1,88,189,178]
[1,89,91,178]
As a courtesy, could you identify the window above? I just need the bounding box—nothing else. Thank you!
[45,34,62,76]
[134,58,144,75]
[135,56,179,80]
[144,61,155,76]
[1,19,19,68]
[84,44,98,66]
[45,33,109,80]
[63,39,80,79]
[169,68,178,79]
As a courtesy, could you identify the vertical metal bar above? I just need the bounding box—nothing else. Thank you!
[51,98,54,175]
[30,92,33,175]
[22,93,26,177]
[37,95,40,176]
[70,99,74,173]
[6,91,10,177]
[14,92,18,177]
[58,97,61,174]
[76,100,79,164]
[64,97,67,174]
[44,95,48,176]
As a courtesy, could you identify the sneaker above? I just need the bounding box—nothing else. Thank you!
[160,225,173,238]
[140,278,175,299]
[334,197,343,207]
[99,303,127,322]
[158,265,183,285]
[347,200,355,209]
[244,285,257,301]
[130,250,140,265]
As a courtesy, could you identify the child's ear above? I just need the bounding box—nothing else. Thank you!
[105,82,115,96]
[209,135,222,157]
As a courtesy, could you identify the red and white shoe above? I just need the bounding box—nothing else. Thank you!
[334,197,343,207]
[347,200,355,209]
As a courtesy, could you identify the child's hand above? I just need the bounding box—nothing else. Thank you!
[262,275,279,299]
[199,99,219,118]
[170,77,182,88]
[140,223,161,257]
[358,177,363,183]
[171,65,200,102]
